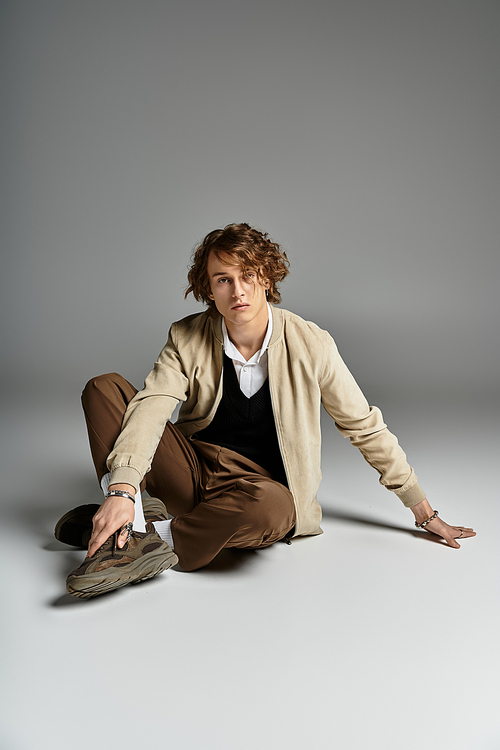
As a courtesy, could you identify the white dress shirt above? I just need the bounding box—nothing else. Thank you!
[221,303,273,398]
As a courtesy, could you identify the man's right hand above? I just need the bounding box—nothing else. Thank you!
[87,487,135,557]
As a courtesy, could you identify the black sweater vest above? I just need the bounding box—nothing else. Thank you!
[196,353,287,486]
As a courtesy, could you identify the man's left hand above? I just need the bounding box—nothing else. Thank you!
[411,498,476,549]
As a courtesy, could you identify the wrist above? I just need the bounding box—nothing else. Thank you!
[108,483,136,495]
[410,498,434,524]
[106,484,136,504]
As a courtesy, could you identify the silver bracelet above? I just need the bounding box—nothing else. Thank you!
[105,490,135,504]
[415,509,438,528]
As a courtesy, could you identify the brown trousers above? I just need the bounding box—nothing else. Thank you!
[81,374,296,571]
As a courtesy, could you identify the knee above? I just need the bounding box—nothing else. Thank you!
[81,373,124,408]
[237,479,295,529]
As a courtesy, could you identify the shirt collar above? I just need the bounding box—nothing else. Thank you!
[222,303,273,364]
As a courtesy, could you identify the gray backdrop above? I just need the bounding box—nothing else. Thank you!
[1,6,499,750]
[2,0,499,403]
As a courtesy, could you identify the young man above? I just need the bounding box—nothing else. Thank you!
[56,223,475,598]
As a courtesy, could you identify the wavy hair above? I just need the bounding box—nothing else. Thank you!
[185,223,290,316]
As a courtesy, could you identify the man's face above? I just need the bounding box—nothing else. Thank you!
[206,251,269,329]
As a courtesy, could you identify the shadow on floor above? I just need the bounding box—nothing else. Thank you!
[321,506,448,545]
[49,569,170,608]
[48,544,257,608]
[45,499,449,608]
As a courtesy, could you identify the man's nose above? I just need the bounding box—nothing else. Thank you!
[233,280,245,297]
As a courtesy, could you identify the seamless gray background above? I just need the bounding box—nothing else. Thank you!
[1,2,499,750]
[2,0,499,400]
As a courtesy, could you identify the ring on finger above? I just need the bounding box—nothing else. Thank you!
[121,522,133,542]
[457,529,464,539]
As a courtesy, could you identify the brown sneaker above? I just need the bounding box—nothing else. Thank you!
[65,522,178,599]
[55,497,168,548]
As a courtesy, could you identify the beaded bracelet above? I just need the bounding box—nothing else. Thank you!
[105,489,135,504]
[415,509,438,529]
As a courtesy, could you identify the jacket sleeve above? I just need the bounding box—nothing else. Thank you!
[319,331,426,507]
[106,323,190,490]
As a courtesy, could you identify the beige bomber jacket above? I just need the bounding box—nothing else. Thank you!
[108,306,426,537]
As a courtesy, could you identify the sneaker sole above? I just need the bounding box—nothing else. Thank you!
[66,548,178,599]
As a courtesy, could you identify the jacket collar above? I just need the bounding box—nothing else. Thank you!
[268,305,283,348]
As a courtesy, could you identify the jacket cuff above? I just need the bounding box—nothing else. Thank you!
[108,466,141,492]
[397,481,427,508]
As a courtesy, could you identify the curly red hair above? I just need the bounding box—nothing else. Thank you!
[185,223,290,316]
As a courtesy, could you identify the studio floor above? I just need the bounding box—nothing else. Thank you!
[1,392,498,750]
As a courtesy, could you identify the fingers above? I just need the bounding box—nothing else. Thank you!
[444,526,476,549]
[422,518,476,550]
[86,496,135,557]
[452,526,476,540]
[88,521,130,557]
[87,527,109,558]
[117,523,133,549]
[439,526,461,549]
[87,516,120,557]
